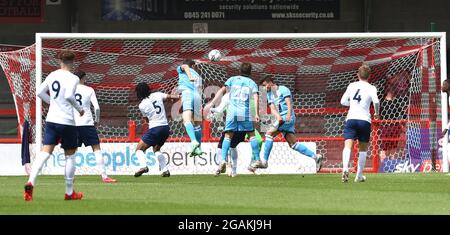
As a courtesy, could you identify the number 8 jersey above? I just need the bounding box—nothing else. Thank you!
[340,81,379,123]
[139,92,169,129]
[74,84,100,126]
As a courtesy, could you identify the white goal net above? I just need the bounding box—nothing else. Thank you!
[0,33,447,175]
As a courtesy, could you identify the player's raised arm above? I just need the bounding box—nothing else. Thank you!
[211,92,229,114]
[36,79,50,105]
[164,93,181,101]
[206,86,227,109]
[180,60,196,81]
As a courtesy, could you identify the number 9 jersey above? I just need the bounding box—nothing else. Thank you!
[340,81,379,123]
[37,69,80,126]
[139,92,169,129]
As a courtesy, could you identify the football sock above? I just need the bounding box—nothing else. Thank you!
[230,148,238,172]
[94,150,107,179]
[342,147,351,172]
[156,151,168,172]
[292,142,315,158]
[250,136,261,161]
[65,154,76,196]
[194,126,202,144]
[357,152,367,178]
[184,122,198,145]
[135,150,148,169]
[263,135,274,162]
[221,137,231,162]
[28,151,51,186]
[216,148,222,164]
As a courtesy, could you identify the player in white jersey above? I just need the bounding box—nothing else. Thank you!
[24,51,85,201]
[74,71,117,183]
[340,64,380,183]
[133,82,180,177]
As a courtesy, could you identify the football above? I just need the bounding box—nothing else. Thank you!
[208,49,222,62]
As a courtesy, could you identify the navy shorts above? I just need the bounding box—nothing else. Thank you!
[343,119,372,142]
[141,125,170,147]
[43,122,78,150]
[77,126,100,147]
[218,131,246,149]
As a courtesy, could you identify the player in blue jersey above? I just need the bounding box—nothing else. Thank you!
[177,59,204,157]
[205,62,262,174]
[208,93,264,176]
[258,76,323,172]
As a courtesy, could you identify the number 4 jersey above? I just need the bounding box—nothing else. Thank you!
[37,69,80,126]
[74,84,100,126]
[340,81,379,123]
[139,92,168,129]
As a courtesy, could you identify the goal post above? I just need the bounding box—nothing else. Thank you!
[35,34,43,158]
[1,32,447,175]
[440,33,448,173]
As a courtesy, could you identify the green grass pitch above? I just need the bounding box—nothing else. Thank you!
[1,173,450,214]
